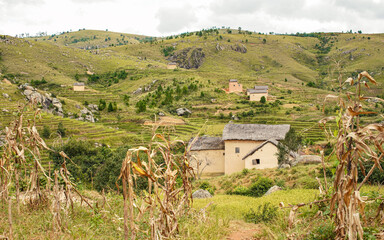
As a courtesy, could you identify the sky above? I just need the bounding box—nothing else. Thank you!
[0,0,384,37]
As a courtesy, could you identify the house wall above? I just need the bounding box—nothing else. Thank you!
[73,85,85,91]
[224,140,263,174]
[244,142,278,170]
[167,64,177,69]
[190,149,225,175]
[249,92,268,101]
[228,83,243,93]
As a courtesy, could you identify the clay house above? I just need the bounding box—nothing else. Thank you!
[189,136,225,177]
[189,124,292,176]
[247,86,268,101]
[73,82,85,91]
[228,79,243,93]
[167,62,177,70]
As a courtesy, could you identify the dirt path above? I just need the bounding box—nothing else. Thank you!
[226,221,262,240]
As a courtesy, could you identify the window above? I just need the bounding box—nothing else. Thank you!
[252,159,260,165]
[235,147,240,153]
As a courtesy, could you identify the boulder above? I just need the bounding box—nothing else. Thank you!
[158,112,165,116]
[231,44,247,53]
[2,93,9,98]
[279,164,291,169]
[264,185,282,196]
[192,189,212,199]
[176,108,191,116]
[133,87,142,95]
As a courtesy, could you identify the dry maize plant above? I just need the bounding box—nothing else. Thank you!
[118,132,195,240]
[319,71,384,239]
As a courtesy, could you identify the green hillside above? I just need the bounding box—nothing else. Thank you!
[1,29,383,155]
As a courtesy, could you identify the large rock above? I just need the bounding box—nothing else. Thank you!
[292,155,322,166]
[192,189,212,199]
[231,44,247,53]
[176,108,191,116]
[2,93,9,98]
[78,107,96,123]
[264,185,282,196]
[279,164,291,169]
[22,86,64,116]
[168,47,205,69]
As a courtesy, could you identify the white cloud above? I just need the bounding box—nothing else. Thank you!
[156,4,197,34]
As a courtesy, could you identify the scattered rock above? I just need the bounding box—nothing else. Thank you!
[192,189,212,199]
[279,164,291,169]
[158,112,165,116]
[21,86,64,116]
[264,185,282,196]
[2,108,9,113]
[78,107,96,123]
[176,108,191,116]
[2,93,9,98]
[88,104,99,112]
[133,87,142,95]
[231,44,247,53]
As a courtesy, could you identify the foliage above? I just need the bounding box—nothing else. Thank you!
[98,99,106,111]
[135,100,147,113]
[248,177,274,197]
[276,128,302,165]
[231,185,249,196]
[307,221,336,240]
[199,181,216,195]
[107,102,117,112]
[30,78,47,87]
[57,122,66,137]
[358,161,384,184]
[260,96,266,104]
[243,203,278,223]
[87,69,128,87]
[161,46,175,57]
[41,125,51,139]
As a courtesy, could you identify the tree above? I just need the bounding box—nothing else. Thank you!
[41,125,51,139]
[260,96,266,104]
[57,122,66,137]
[107,102,114,112]
[262,39,267,44]
[276,128,302,165]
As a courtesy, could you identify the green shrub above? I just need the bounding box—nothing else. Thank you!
[199,181,216,195]
[248,177,273,197]
[241,168,250,176]
[41,125,51,139]
[358,161,384,184]
[232,185,249,196]
[296,176,319,189]
[243,203,278,223]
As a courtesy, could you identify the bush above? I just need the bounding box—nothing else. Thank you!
[248,177,273,197]
[243,203,278,223]
[296,176,319,189]
[358,161,384,184]
[241,168,250,176]
[41,125,51,139]
[57,122,66,137]
[199,181,216,195]
[232,185,249,196]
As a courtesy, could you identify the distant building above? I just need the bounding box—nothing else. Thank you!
[228,79,243,93]
[247,86,268,101]
[189,124,293,176]
[73,82,85,91]
[167,62,177,69]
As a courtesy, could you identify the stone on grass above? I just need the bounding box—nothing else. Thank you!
[264,185,282,196]
[192,189,212,199]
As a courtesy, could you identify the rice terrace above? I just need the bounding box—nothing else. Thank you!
[1,1,384,239]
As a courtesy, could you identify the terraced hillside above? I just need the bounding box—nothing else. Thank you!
[1,29,383,157]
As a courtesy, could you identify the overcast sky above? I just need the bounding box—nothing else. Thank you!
[0,0,383,37]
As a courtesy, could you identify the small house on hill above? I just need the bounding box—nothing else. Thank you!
[228,79,243,93]
[189,136,225,176]
[247,86,268,101]
[167,62,177,70]
[73,82,85,91]
[189,124,291,176]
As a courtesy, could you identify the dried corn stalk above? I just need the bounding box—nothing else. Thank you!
[320,71,384,239]
[118,133,194,240]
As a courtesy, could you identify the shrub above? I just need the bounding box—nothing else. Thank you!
[232,185,249,196]
[243,203,278,223]
[41,125,51,139]
[199,181,216,195]
[296,176,319,189]
[57,122,66,137]
[260,96,266,104]
[358,161,384,184]
[248,177,273,197]
[241,168,250,176]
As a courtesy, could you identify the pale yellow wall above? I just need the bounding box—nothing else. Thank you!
[249,92,268,101]
[167,65,177,69]
[190,149,225,175]
[224,140,263,174]
[244,142,278,170]
[73,85,85,91]
[228,83,243,93]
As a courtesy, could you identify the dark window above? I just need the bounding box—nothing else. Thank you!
[235,147,240,153]
[252,159,260,165]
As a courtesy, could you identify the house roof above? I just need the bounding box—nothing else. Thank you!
[73,82,85,86]
[222,124,290,141]
[247,89,268,94]
[254,86,268,90]
[242,139,278,160]
[189,136,224,151]
[229,79,238,82]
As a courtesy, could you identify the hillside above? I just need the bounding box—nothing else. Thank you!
[1,29,383,152]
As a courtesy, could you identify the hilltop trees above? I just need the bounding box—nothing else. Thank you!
[276,128,302,165]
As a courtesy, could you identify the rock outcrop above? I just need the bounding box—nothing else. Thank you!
[192,189,212,199]
[176,108,191,116]
[291,155,322,166]
[21,84,64,117]
[168,47,205,69]
[231,44,247,53]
